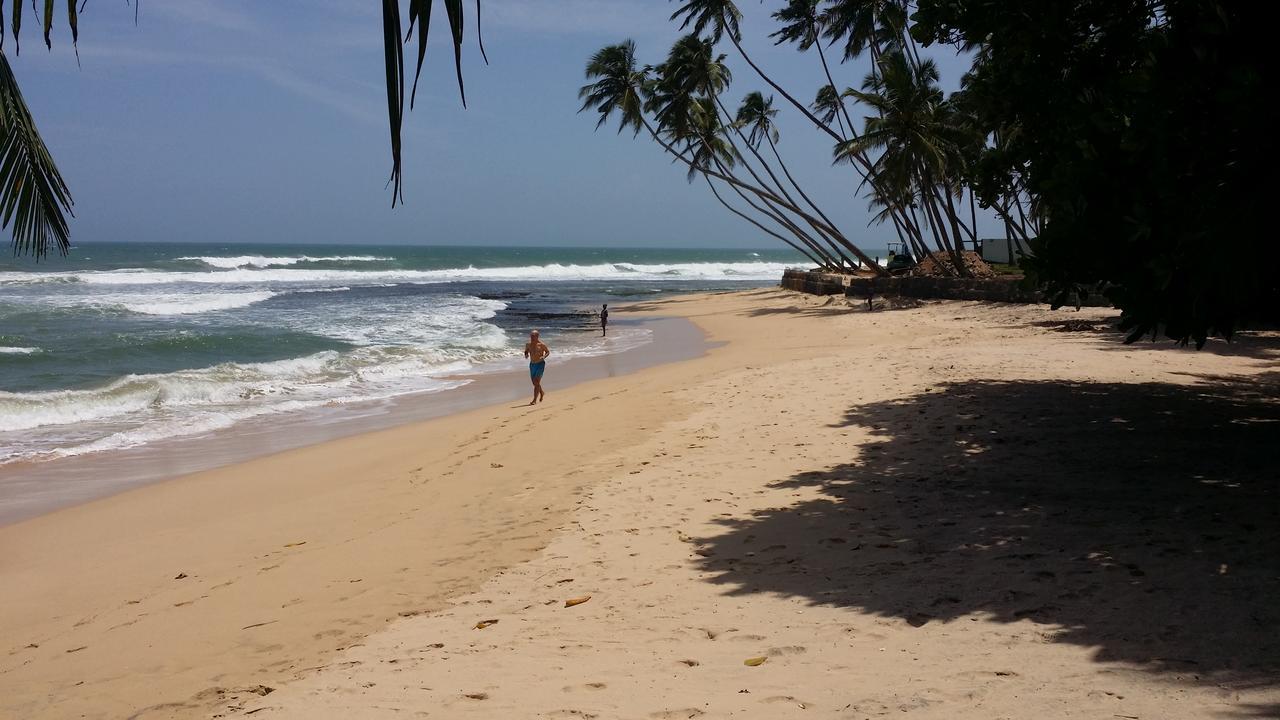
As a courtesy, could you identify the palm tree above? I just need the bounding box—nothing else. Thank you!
[581,39,887,273]
[659,42,860,269]
[819,0,908,65]
[812,84,848,138]
[771,0,854,140]
[839,51,970,274]
[578,41,649,137]
[767,0,925,256]
[652,38,848,265]
[734,90,856,266]
[670,0,845,145]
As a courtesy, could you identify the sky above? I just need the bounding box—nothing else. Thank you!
[12,0,997,249]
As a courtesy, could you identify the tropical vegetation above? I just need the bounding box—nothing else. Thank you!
[582,0,1274,345]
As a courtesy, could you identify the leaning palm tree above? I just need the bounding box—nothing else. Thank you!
[734,90,852,263]
[770,0,855,141]
[766,0,925,255]
[580,39,884,272]
[670,0,844,145]
[839,51,970,275]
[651,40,852,268]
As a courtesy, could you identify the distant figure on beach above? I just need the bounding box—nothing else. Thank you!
[524,330,550,405]
[600,304,609,337]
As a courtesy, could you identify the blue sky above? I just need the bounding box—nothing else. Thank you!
[12,0,995,249]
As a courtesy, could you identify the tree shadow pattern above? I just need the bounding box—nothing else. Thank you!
[695,376,1280,702]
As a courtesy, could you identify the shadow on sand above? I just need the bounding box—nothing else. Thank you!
[694,375,1279,711]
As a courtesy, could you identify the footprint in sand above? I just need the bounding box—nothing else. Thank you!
[649,710,705,719]
[562,682,608,692]
[762,695,812,709]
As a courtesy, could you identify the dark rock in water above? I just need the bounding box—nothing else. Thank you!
[477,292,531,300]
[505,311,589,321]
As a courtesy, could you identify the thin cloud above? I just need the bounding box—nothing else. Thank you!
[72,43,378,126]
[484,0,671,37]
[146,0,259,33]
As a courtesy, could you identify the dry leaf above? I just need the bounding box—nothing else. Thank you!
[564,596,591,608]
[474,619,499,629]
[284,541,307,548]
[744,656,767,667]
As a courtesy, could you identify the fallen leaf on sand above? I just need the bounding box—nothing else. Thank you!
[284,541,307,548]
[464,692,489,700]
[565,596,592,608]
[174,573,188,580]
[744,656,767,667]
[474,619,499,629]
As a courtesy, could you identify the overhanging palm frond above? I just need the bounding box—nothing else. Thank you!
[385,0,479,207]
[0,51,73,258]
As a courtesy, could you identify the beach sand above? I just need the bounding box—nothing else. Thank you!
[2,289,1276,719]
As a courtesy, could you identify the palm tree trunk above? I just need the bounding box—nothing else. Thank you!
[709,115,855,270]
[713,97,805,216]
[968,188,979,243]
[726,29,843,145]
[711,95,853,261]
[940,182,972,277]
[705,176,830,269]
[764,133,850,252]
[711,154,855,270]
[640,116,887,275]
[813,30,852,144]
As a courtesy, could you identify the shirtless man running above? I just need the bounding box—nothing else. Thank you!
[523,330,550,405]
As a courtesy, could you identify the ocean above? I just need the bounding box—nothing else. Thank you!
[0,242,807,465]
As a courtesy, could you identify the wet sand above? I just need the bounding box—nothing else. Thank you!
[0,316,707,526]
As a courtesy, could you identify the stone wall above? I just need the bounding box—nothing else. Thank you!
[779,269,855,295]
[779,269,1113,307]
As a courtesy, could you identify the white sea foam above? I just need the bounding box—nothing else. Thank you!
[121,291,280,315]
[0,346,483,436]
[0,346,40,354]
[32,290,279,316]
[177,254,392,269]
[0,261,792,287]
[0,293,515,462]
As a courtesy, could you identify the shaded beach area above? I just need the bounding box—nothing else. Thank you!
[2,289,1275,719]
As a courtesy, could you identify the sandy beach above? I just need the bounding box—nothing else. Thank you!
[2,289,1277,719]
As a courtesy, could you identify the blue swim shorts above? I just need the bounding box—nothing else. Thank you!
[529,361,546,380]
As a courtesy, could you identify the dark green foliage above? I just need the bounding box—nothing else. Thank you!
[914,0,1278,347]
[0,52,73,258]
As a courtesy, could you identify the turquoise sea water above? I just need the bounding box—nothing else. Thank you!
[0,242,814,463]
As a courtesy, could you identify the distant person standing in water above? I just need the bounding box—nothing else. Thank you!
[600,304,609,337]
[524,330,550,405]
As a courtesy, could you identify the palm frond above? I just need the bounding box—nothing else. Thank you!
[0,51,73,258]
[386,0,478,205]
[381,0,405,206]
